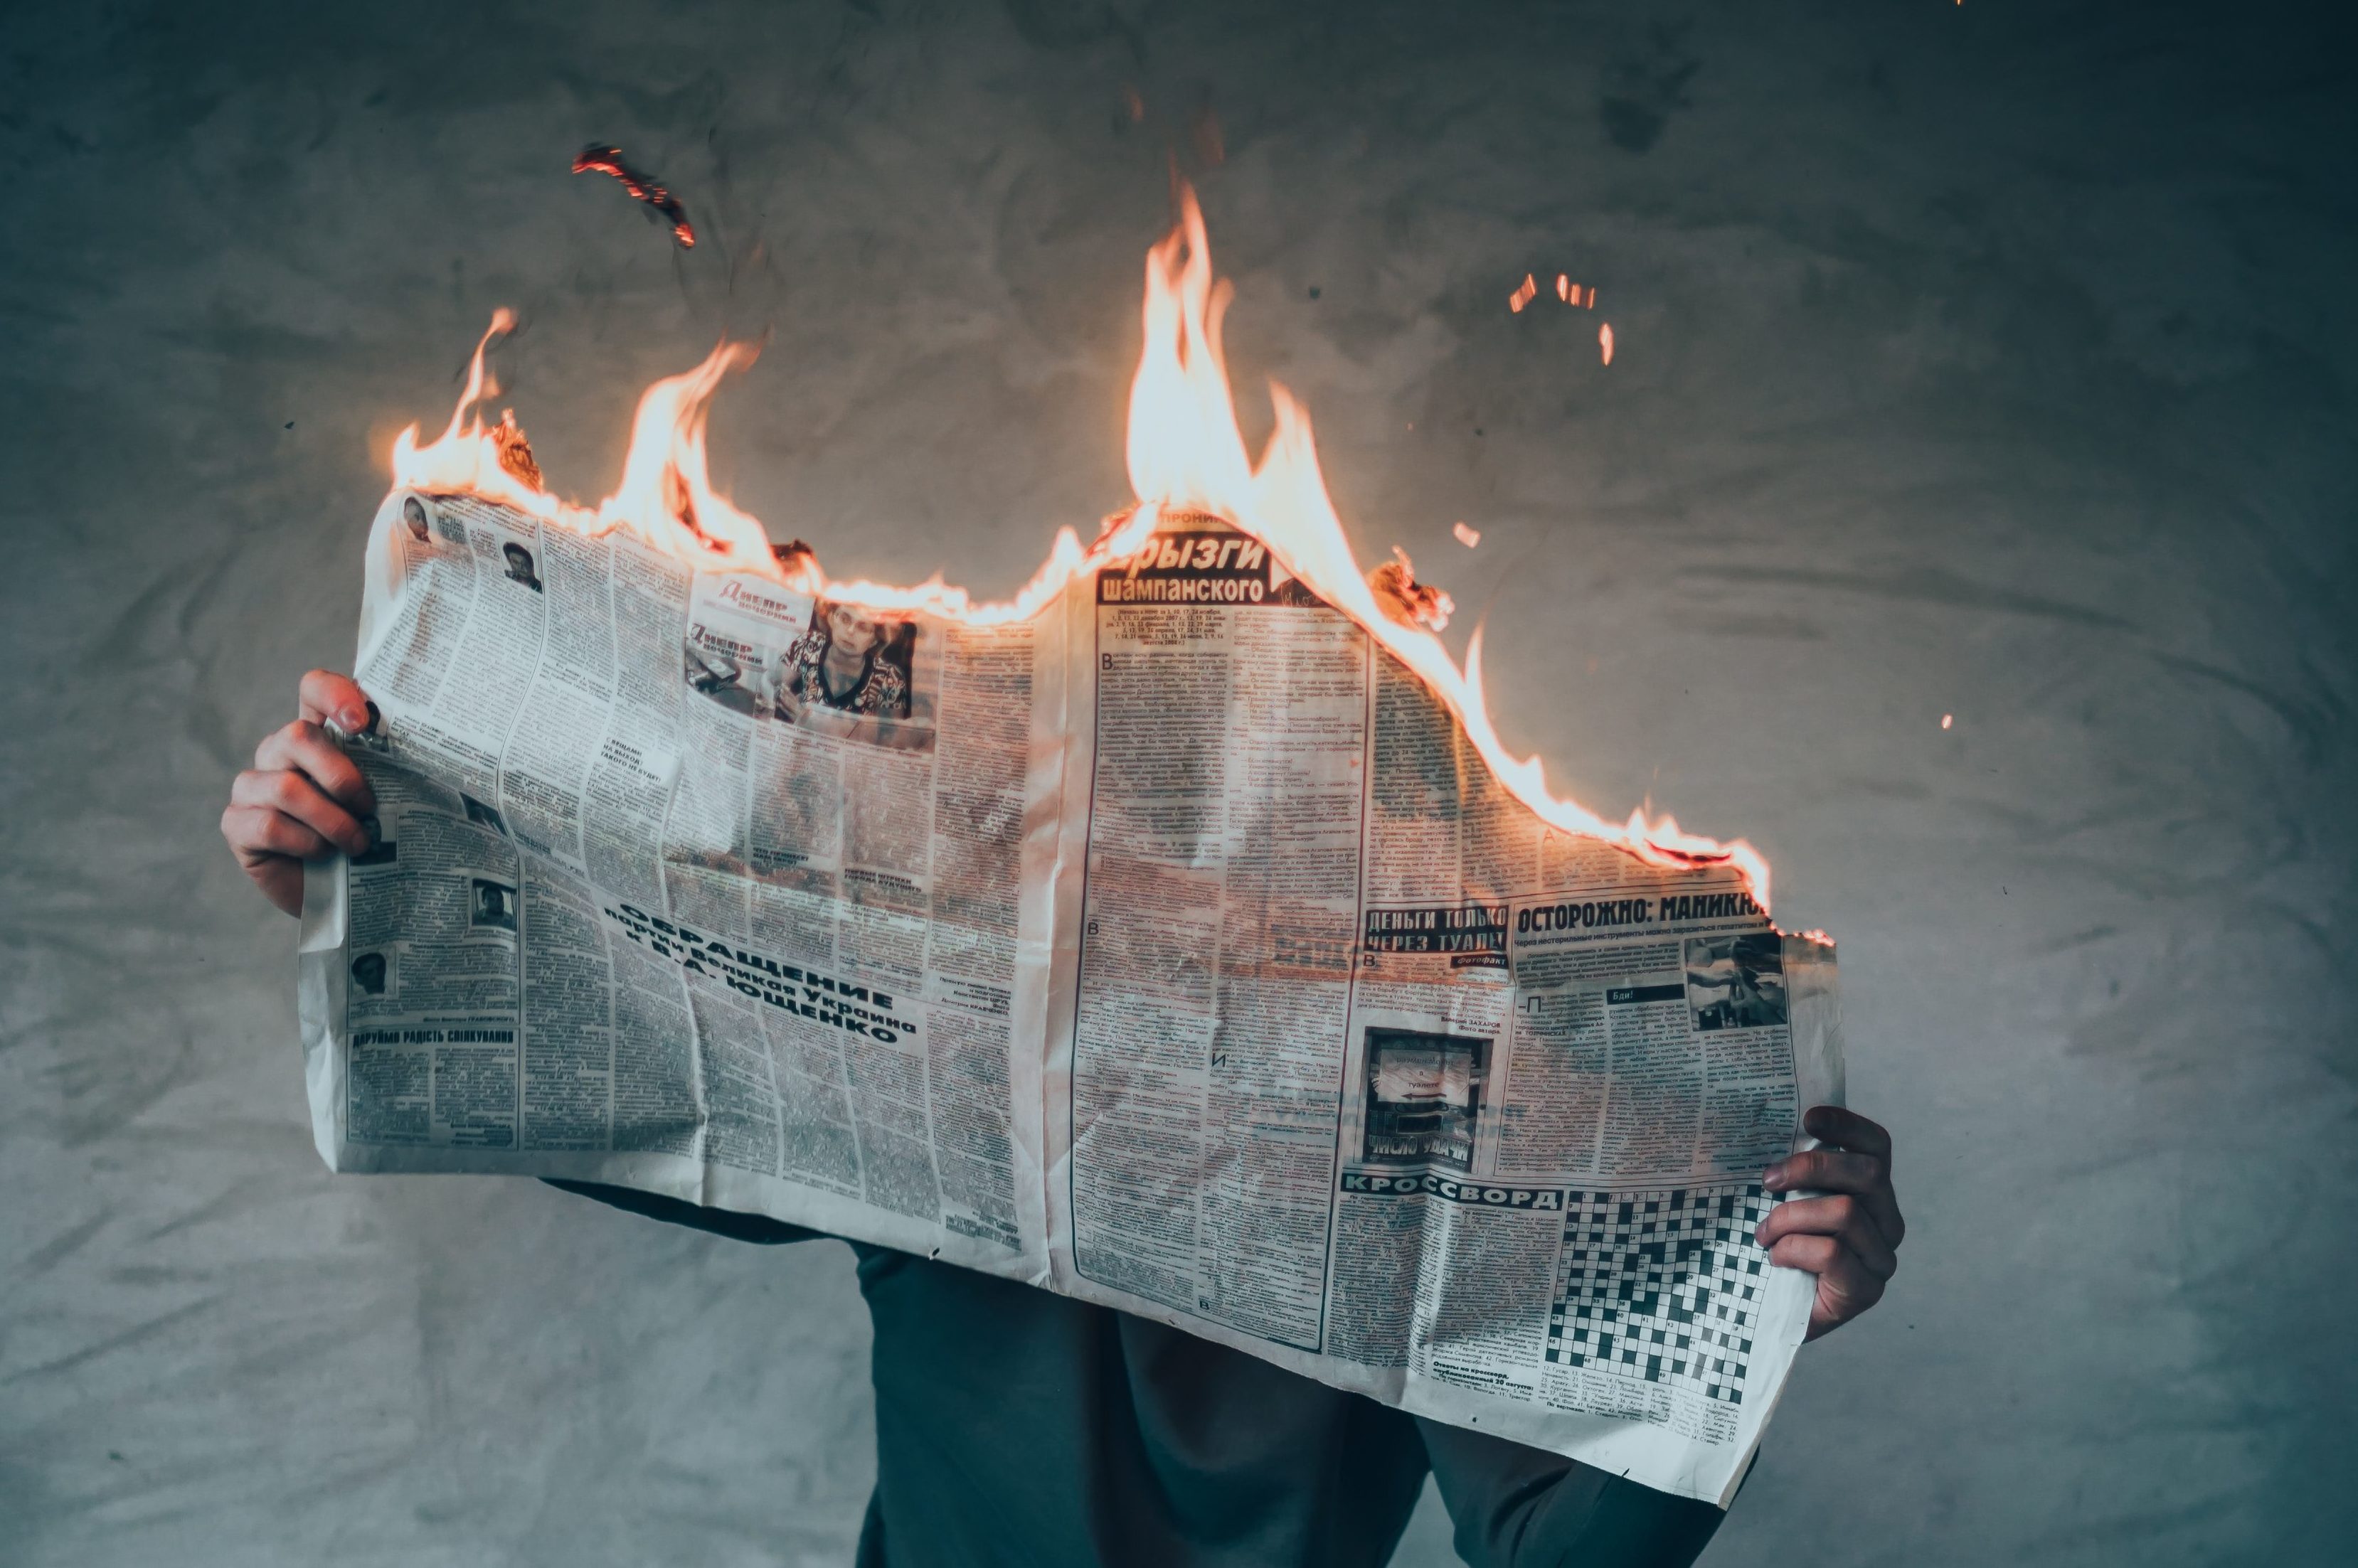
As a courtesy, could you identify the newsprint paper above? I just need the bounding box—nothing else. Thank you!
[299,490,1844,1505]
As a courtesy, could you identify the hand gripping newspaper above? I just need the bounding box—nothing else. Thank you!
[299,489,1842,1506]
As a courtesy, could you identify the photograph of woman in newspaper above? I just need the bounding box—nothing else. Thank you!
[679,587,938,753]
[768,599,934,752]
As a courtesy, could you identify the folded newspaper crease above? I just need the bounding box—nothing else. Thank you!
[299,489,1842,1505]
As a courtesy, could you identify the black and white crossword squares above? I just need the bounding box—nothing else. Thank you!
[1544,1183,1778,1404]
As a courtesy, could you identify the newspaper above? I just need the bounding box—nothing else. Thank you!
[298,489,1842,1505]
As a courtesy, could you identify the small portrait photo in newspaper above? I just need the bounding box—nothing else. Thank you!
[349,951,388,997]
[767,599,938,753]
[468,878,517,934]
[351,814,397,865]
[1683,933,1789,1032]
[1360,1027,1489,1171]
[499,540,543,592]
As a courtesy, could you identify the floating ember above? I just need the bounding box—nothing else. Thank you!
[1368,545,1455,632]
[1518,274,1595,311]
[386,185,1770,905]
[1452,521,1482,548]
[572,144,696,248]
[491,410,541,489]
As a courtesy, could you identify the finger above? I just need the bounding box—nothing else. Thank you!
[1765,1148,1881,1192]
[1817,1252,1887,1333]
[1768,1237,1887,1340]
[253,723,376,814]
[221,801,339,864]
[219,806,313,918]
[1763,1233,1885,1306]
[1758,1195,1898,1279]
[1764,1149,1905,1247]
[1801,1105,1891,1166]
[228,839,306,917]
[298,670,377,735]
[228,769,373,857]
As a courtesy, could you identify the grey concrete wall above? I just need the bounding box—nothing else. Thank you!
[3,3,2352,1563]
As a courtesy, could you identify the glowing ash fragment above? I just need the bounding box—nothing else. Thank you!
[572,144,696,248]
[491,410,541,489]
[1368,546,1455,633]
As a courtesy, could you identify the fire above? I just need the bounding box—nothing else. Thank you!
[386,188,1771,907]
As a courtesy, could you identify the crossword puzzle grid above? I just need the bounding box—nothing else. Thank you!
[1544,1183,1776,1404]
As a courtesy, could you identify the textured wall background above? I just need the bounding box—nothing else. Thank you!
[3,3,2352,1563]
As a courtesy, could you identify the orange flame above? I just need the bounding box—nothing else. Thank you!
[598,339,770,562]
[1508,274,1539,314]
[386,188,1770,906]
[388,310,553,517]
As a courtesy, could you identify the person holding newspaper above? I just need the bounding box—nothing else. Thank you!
[223,668,1906,1568]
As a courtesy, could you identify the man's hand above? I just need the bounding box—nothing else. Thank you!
[1758,1106,1903,1340]
[221,670,378,917]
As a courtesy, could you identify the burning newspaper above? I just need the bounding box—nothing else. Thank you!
[297,196,1840,1507]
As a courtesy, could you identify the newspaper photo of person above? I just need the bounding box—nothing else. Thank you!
[1359,1028,1488,1170]
[769,599,933,750]
[351,814,396,865]
[349,951,387,996]
[1684,933,1788,1031]
[469,878,516,932]
[500,541,542,592]
[401,495,432,544]
[460,795,506,836]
